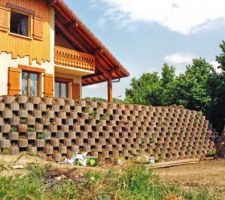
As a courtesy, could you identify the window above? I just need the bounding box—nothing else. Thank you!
[10,11,29,36]
[22,71,39,96]
[55,79,69,98]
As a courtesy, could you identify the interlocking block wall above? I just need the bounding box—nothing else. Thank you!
[0,96,215,163]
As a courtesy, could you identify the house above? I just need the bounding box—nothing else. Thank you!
[0,0,129,102]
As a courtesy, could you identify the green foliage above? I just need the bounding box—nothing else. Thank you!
[207,149,217,157]
[126,58,214,113]
[83,97,124,104]
[10,126,17,132]
[125,64,178,106]
[169,58,214,114]
[125,71,164,105]
[0,164,221,200]
[50,180,78,200]
[28,126,35,132]
[37,132,45,139]
[216,40,225,71]
[20,117,27,124]
[0,165,48,200]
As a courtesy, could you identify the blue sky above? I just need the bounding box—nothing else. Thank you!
[65,0,225,99]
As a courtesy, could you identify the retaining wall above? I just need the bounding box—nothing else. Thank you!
[0,96,215,163]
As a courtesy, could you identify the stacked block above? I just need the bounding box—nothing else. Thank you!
[0,96,215,163]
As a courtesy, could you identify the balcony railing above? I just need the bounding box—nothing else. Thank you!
[54,46,95,71]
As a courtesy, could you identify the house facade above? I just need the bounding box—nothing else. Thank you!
[0,0,129,102]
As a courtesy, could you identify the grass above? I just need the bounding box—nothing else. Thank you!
[0,164,222,200]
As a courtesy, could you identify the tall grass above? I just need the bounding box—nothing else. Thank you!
[0,164,222,200]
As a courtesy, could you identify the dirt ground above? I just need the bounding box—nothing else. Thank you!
[1,154,225,197]
[155,159,225,196]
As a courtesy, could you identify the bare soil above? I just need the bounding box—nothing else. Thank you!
[155,159,225,196]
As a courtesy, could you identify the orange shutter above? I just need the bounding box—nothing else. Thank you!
[44,74,53,97]
[33,16,43,40]
[0,6,10,32]
[72,83,81,100]
[8,67,21,96]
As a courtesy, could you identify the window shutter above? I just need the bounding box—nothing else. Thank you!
[33,16,43,40]
[72,82,81,100]
[44,74,53,97]
[0,6,10,32]
[8,67,21,96]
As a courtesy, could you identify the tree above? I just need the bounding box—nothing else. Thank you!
[125,58,214,115]
[161,64,176,86]
[169,58,214,114]
[207,41,225,132]
[125,72,161,105]
[125,64,175,106]
[216,40,225,71]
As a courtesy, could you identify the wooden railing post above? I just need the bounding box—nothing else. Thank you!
[108,76,112,102]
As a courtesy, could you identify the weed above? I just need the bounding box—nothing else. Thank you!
[37,132,45,139]
[20,117,27,124]
[10,126,17,132]
[207,149,217,157]
[0,164,222,200]
[150,133,157,144]
[28,126,35,132]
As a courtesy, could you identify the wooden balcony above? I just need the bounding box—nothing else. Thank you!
[54,46,95,71]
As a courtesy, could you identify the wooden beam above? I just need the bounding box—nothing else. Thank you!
[150,159,200,169]
[82,71,103,80]
[108,75,113,103]
[55,20,87,52]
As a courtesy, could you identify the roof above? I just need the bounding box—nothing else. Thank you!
[47,0,130,86]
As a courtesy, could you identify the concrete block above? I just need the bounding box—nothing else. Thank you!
[33,110,42,118]
[35,124,44,132]
[53,153,62,162]
[3,109,13,119]
[27,116,35,125]
[64,139,72,146]
[0,103,5,111]
[10,145,19,155]
[43,97,53,105]
[4,96,15,104]
[44,145,53,155]
[18,139,28,147]
[68,132,76,139]
[17,96,28,104]
[30,96,41,104]
[28,146,37,155]
[18,110,28,118]
[49,125,57,132]
[38,103,46,111]
[56,132,64,139]
[51,138,59,147]
[10,102,19,111]
[24,103,34,111]
[27,132,36,140]
[9,132,19,140]
[0,139,11,148]
[59,145,67,154]
[18,124,28,133]
[36,139,45,147]
[2,124,11,132]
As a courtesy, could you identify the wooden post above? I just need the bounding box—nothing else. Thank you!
[108,76,112,102]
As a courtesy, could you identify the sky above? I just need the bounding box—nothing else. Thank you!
[65,0,225,99]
